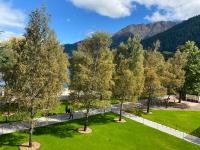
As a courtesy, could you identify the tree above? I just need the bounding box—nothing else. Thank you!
[183,42,200,96]
[128,38,144,100]
[114,37,144,121]
[185,51,200,95]
[0,44,15,72]
[178,41,199,101]
[0,40,17,122]
[70,32,114,131]
[144,50,166,113]
[11,8,69,147]
[167,50,187,103]
[144,68,165,113]
[152,40,161,52]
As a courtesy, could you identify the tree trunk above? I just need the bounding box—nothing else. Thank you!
[5,101,10,123]
[103,100,106,115]
[29,108,34,147]
[84,108,89,131]
[178,91,182,103]
[165,95,170,108]
[119,101,123,121]
[147,98,150,114]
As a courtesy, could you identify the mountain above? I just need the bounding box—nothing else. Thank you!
[64,21,177,55]
[64,43,78,56]
[111,21,177,48]
[142,15,200,52]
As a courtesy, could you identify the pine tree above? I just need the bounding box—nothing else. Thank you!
[182,41,200,96]
[178,41,200,100]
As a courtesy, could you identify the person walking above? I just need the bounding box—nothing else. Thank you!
[68,107,74,120]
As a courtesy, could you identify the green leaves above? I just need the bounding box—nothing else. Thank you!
[144,50,166,99]
[3,7,69,117]
[0,44,16,73]
[70,32,115,110]
[185,46,200,95]
[114,37,144,102]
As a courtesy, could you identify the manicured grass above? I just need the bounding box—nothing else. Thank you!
[0,113,199,150]
[0,102,67,123]
[142,110,200,137]
[49,102,66,114]
[0,112,28,124]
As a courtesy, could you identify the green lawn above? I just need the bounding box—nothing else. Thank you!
[142,110,200,137]
[0,102,67,123]
[49,101,66,114]
[0,113,199,150]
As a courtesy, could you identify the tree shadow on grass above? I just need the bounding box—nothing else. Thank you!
[70,113,116,128]
[0,113,117,148]
[0,133,26,147]
[34,113,116,138]
[191,126,200,138]
[34,123,78,138]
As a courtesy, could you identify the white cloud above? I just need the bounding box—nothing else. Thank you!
[86,31,95,37]
[69,0,134,18]
[0,0,25,28]
[133,0,200,21]
[69,0,200,21]
[0,31,23,41]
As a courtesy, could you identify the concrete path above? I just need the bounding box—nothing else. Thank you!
[112,109,200,146]
[0,103,199,146]
[0,107,112,135]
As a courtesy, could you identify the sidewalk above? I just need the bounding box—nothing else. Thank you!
[0,103,199,146]
[0,107,112,135]
[115,110,200,146]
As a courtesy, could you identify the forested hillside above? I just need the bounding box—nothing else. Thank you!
[112,21,177,48]
[64,21,177,55]
[142,15,200,52]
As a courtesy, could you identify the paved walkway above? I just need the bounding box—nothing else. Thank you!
[0,103,199,146]
[112,108,200,146]
[0,107,112,135]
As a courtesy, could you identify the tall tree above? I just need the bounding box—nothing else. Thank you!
[114,37,144,121]
[0,40,17,122]
[144,68,165,113]
[166,50,187,103]
[183,42,200,96]
[11,8,69,147]
[144,50,166,113]
[178,41,199,100]
[128,38,144,100]
[70,32,114,131]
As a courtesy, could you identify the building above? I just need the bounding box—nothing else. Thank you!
[186,94,200,103]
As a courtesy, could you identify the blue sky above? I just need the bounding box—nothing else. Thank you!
[0,0,200,44]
